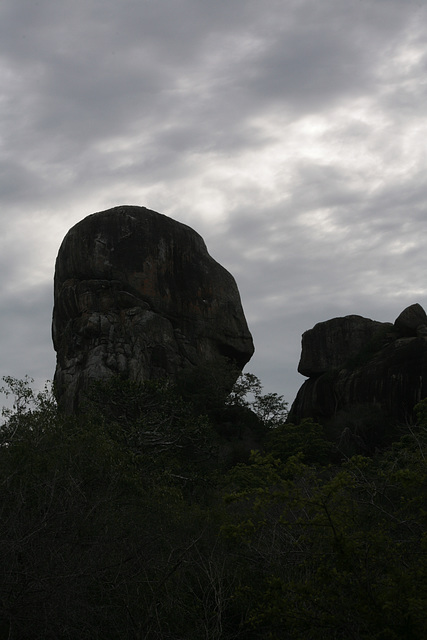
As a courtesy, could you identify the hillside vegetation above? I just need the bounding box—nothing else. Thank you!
[0,370,426,639]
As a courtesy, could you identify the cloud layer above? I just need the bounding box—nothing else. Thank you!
[1,0,427,404]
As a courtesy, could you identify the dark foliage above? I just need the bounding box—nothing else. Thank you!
[0,373,426,639]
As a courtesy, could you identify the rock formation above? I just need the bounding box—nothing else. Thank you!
[288,304,427,448]
[52,205,254,413]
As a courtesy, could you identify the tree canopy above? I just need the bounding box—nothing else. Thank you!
[0,371,426,639]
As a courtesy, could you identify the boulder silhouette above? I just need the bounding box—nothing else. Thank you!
[52,205,254,413]
[288,304,427,450]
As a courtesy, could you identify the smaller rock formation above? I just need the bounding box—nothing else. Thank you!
[394,303,427,338]
[288,304,427,450]
[52,206,254,413]
[297,315,392,377]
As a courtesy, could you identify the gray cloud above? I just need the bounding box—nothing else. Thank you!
[1,0,427,407]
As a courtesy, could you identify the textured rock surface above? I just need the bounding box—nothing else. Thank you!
[394,303,427,338]
[288,305,427,436]
[52,205,254,413]
[297,315,392,377]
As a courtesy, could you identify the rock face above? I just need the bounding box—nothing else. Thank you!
[297,315,391,377]
[394,303,427,338]
[52,205,254,413]
[288,305,427,443]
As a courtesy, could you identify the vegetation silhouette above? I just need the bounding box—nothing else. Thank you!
[0,369,426,639]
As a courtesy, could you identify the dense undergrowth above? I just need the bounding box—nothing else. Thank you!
[0,369,426,639]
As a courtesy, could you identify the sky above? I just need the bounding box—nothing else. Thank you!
[1,0,427,408]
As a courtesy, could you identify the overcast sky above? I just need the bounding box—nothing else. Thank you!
[1,0,427,408]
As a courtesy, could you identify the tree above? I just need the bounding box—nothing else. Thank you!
[265,417,333,465]
[4,374,425,638]
[221,416,427,639]
[226,372,288,429]
[0,376,246,639]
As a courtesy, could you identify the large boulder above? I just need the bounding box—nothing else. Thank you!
[394,303,427,338]
[288,305,427,450]
[52,205,254,413]
[297,315,392,377]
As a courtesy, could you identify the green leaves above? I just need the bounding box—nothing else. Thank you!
[220,429,427,639]
[267,418,333,464]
